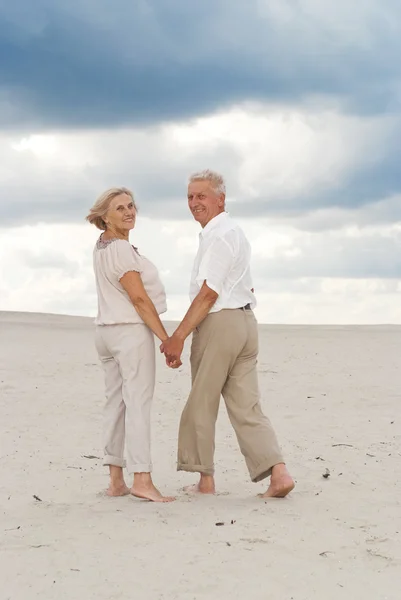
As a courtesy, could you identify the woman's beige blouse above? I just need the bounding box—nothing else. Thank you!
[93,236,167,325]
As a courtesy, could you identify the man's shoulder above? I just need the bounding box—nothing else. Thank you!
[221,217,248,242]
[202,214,248,248]
[212,214,241,236]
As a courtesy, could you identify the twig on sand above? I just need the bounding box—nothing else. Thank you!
[332,444,354,448]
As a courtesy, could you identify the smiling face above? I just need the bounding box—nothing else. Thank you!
[187,180,225,228]
[104,193,136,234]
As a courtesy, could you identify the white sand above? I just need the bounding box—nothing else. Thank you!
[1,311,400,600]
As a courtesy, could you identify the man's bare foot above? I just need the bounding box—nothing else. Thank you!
[184,474,215,495]
[130,484,175,503]
[259,463,295,499]
[106,483,130,497]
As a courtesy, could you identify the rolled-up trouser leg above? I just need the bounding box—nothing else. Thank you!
[177,311,246,475]
[96,324,155,474]
[222,311,284,482]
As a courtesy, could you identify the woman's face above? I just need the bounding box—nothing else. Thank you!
[105,193,136,232]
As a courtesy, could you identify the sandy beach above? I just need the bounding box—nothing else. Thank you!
[0,311,400,600]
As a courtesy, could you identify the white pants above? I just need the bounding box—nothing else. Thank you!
[95,324,155,474]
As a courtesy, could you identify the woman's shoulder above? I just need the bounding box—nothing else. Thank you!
[95,236,142,265]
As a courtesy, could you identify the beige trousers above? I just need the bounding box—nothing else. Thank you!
[95,323,155,474]
[177,309,284,482]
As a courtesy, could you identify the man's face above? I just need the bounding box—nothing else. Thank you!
[187,181,225,228]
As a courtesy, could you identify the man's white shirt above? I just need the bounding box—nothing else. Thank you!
[189,212,257,313]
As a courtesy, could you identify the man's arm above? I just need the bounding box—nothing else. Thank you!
[161,235,235,363]
[160,281,218,362]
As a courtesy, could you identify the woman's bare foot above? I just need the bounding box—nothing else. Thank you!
[131,473,175,503]
[106,465,130,496]
[184,474,215,495]
[106,483,130,497]
[258,463,295,499]
[131,484,175,503]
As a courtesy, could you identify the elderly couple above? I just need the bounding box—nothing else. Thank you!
[86,170,295,503]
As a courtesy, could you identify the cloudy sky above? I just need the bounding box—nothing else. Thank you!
[1,0,400,324]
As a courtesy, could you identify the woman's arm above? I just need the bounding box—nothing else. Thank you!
[119,271,168,342]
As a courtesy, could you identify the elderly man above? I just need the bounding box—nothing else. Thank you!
[161,170,294,498]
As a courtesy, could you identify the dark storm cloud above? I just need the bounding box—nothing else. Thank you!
[1,0,401,236]
[251,229,401,281]
[231,159,401,223]
[231,128,401,224]
[0,0,400,129]
[1,129,401,230]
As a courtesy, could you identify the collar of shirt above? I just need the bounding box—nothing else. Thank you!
[199,211,230,239]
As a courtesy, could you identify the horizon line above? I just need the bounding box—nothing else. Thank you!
[0,309,399,327]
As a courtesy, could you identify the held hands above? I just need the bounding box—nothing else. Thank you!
[165,356,182,369]
[160,334,184,369]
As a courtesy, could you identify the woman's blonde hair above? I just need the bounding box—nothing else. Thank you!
[85,187,137,230]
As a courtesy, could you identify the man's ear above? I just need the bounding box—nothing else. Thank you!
[219,193,226,207]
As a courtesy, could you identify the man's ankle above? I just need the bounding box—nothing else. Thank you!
[272,462,287,474]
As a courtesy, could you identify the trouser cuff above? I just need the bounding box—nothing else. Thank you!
[128,463,153,474]
[103,455,126,468]
[177,462,214,476]
[251,455,285,483]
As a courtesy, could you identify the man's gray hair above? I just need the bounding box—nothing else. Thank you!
[188,169,226,195]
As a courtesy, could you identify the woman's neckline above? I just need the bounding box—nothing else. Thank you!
[96,233,139,253]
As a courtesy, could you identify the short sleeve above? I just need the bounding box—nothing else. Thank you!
[196,236,234,295]
[109,240,141,281]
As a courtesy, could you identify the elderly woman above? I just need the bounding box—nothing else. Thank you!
[86,187,176,503]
